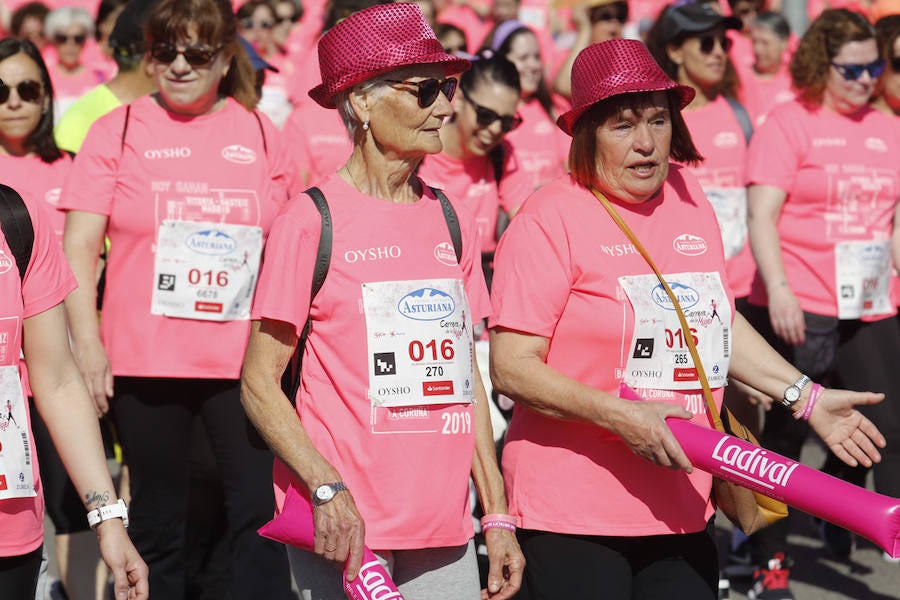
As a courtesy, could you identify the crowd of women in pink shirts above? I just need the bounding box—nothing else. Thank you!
[3,0,900,598]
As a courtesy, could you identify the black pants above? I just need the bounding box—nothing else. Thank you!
[0,545,42,599]
[111,377,293,600]
[517,527,718,599]
[743,305,900,560]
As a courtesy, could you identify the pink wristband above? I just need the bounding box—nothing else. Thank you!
[480,514,516,532]
[795,383,822,421]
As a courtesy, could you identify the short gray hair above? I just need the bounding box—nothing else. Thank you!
[45,7,95,39]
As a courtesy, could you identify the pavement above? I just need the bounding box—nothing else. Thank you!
[717,436,900,600]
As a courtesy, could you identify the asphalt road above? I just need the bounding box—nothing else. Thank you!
[718,437,900,600]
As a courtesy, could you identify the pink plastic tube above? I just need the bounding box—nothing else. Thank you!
[258,486,405,600]
[619,384,900,558]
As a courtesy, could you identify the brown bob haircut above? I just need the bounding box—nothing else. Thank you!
[568,90,703,190]
[146,0,258,111]
[790,8,876,106]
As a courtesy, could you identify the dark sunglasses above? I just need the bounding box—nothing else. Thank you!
[698,34,733,54]
[151,42,222,67]
[276,14,301,25]
[240,18,274,30]
[53,33,87,45]
[0,79,43,104]
[831,59,885,81]
[385,77,458,108]
[589,3,628,24]
[461,88,522,132]
[891,56,900,73]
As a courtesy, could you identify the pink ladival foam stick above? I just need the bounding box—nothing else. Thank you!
[258,485,405,600]
[619,383,900,558]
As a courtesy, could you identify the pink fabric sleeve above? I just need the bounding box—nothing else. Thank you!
[489,204,572,336]
[746,105,805,191]
[257,110,295,209]
[57,107,126,216]
[21,199,77,318]
[498,143,537,215]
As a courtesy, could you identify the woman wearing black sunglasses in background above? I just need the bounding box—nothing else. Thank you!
[58,0,296,598]
[241,4,523,599]
[44,6,108,123]
[739,9,900,594]
[419,51,529,287]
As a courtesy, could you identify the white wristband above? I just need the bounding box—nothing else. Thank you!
[86,498,129,530]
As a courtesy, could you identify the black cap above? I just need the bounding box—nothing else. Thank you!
[239,36,279,73]
[109,0,156,56]
[658,2,742,44]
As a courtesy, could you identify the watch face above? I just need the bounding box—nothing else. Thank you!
[316,486,334,502]
[785,387,800,402]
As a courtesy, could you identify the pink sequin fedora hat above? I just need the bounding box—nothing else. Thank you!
[309,3,471,108]
[556,38,695,136]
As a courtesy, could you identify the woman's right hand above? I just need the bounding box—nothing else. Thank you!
[313,489,367,580]
[615,401,694,473]
[767,284,806,346]
[72,338,114,417]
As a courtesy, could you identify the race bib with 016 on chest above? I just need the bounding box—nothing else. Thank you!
[363,279,475,408]
[619,272,731,391]
[152,220,263,321]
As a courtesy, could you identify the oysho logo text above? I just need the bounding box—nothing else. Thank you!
[344,246,401,263]
[601,243,638,257]
[144,147,191,159]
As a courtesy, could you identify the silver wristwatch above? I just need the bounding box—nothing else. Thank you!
[312,482,348,506]
[781,374,811,408]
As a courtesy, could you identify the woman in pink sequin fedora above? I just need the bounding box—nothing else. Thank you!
[242,3,524,599]
[488,38,888,599]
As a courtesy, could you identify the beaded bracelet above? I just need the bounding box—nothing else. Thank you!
[480,513,517,533]
[794,383,822,421]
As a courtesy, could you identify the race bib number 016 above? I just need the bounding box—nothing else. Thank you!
[363,279,475,408]
[152,220,263,321]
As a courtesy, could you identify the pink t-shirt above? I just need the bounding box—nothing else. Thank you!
[0,194,77,557]
[417,142,532,253]
[503,97,568,197]
[46,61,107,122]
[252,174,491,550]
[0,154,72,239]
[682,95,755,298]
[437,4,489,53]
[747,100,900,318]
[489,169,733,537]
[738,65,796,127]
[58,96,293,379]
[283,102,352,190]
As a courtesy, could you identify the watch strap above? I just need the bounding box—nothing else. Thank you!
[781,374,811,408]
[87,498,129,530]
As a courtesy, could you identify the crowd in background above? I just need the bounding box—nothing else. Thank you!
[1,0,900,599]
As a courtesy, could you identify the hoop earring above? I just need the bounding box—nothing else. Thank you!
[362,120,369,131]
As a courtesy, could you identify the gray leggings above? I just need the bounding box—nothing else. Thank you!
[287,539,480,600]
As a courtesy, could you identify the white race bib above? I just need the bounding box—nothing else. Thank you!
[620,272,731,390]
[151,220,263,321]
[835,239,892,319]
[363,279,475,408]
[705,187,747,260]
[0,366,36,500]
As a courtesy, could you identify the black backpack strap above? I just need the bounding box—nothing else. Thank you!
[120,104,131,156]
[431,187,462,264]
[724,96,753,145]
[282,187,332,405]
[252,110,269,157]
[0,184,35,282]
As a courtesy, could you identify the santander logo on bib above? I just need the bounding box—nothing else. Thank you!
[185,230,237,255]
[221,145,257,164]
[397,288,455,321]
[673,234,707,256]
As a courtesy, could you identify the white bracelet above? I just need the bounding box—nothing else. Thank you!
[86,498,129,530]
